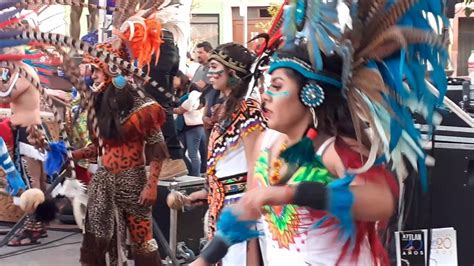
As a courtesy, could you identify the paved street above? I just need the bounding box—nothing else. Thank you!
[0,226,81,266]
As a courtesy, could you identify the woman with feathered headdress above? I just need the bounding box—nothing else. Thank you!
[191,0,448,265]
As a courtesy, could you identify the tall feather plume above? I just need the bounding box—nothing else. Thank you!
[268,0,288,37]
[3,30,173,98]
[351,67,387,103]
[282,4,297,50]
[356,27,408,62]
[113,0,128,28]
[345,90,374,158]
[123,0,139,21]
[361,28,447,63]
[18,0,115,12]
[364,0,419,46]
[343,0,448,189]
[359,0,388,25]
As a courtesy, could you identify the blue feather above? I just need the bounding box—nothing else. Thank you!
[0,138,26,196]
[418,156,428,192]
[315,25,334,55]
[0,30,22,39]
[308,30,323,70]
[6,170,26,196]
[45,141,68,178]
[0,39,29,49]
[315,174,355,244]
[294,0,306,28]
[282,5,297,49]
[216,208,261,246]
[389,119,402,152]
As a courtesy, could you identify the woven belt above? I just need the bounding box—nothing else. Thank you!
[218,173,247,195]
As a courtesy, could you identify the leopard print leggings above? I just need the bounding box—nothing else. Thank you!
[80,167,160,266]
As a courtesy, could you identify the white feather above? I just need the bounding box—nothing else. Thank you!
[63,179,86,199]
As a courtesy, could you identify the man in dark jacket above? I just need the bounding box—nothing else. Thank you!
[145,29,188,179]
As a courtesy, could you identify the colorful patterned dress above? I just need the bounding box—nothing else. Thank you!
[256,130,393,265]
[206,97,266,264]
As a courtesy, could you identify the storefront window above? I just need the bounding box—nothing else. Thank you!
[191,14,219,49]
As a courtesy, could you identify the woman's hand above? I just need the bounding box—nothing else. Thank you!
[202,116,214,129]
[233,187,270,221]
[234,186,295,221]
[187,189,208,207]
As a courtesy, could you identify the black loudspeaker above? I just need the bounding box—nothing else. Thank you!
[152,176,207,260]
[402,123,474,265]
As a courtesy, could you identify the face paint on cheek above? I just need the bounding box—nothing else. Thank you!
[208,69,224,76]
[265,90,290,98]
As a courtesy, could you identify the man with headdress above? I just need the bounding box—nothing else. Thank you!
[0,0,185,263]
[73,16,169,265]
[0,46,53,246]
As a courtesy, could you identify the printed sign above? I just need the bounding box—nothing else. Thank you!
[395,228,457,266]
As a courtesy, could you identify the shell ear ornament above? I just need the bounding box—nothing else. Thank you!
[300,83,325,108]
[112,75,127,89]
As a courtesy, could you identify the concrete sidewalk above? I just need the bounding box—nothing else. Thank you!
[0,227,81,266]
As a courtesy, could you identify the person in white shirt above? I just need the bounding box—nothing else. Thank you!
[173,81,206,177]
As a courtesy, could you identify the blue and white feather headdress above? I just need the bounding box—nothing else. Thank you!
[275,0,449,189]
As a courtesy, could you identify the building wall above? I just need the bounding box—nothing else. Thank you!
[191,0,284,48]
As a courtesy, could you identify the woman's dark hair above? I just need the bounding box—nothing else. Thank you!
[93,83,135,141]
[277,43,358,139]
[210,43,255,120]
[174,71,191,98]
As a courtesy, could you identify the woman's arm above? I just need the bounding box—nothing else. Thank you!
[350,180,394,221]
[320,141,395,221]
[242,131,264,190]
[189,257,209,266]
[237,176,394,222]
[173,105,187,115]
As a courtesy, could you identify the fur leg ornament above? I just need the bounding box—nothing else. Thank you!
[19,188,57,223]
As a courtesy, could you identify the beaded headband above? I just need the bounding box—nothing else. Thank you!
[208,49,250,76]
[268,54,342,89]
